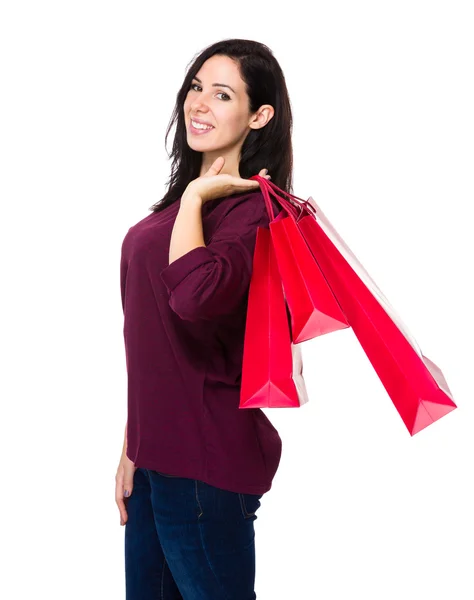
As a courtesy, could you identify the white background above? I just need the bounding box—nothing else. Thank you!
[1,1,473,598]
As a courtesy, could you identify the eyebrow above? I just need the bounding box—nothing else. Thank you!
[192,76,236,95]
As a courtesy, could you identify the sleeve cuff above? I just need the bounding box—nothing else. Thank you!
[160,245,214,293]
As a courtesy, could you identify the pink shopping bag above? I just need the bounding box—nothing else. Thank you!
[252,176,457,435]
[240,223,309,408]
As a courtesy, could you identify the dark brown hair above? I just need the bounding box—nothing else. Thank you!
[149,38,294,213]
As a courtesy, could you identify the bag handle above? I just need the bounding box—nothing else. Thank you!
[250,175,317,220]
[263,177,318,218]
[250,175,302,221]
[255,176,308,205]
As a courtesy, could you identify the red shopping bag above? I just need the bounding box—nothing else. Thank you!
[240,225,309,408]
[250,175,349,343]
[254,177,457,435]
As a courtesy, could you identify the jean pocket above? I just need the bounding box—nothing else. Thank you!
[238,492,263,520]
[154,470,180,478]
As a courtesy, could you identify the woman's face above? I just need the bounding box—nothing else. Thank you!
[183,55,270,161]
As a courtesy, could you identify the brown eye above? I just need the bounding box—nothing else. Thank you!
[189,83,230,101]
[216,92,231,101]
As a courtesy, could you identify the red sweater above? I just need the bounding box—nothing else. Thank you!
[120,189,282,495]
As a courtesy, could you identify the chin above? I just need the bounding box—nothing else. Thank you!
[188,139,221,153]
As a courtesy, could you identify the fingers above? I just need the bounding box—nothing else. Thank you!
[204,160,271,183]
[115,468,134,526]
[205,156,225,177]
[115,473,127,526]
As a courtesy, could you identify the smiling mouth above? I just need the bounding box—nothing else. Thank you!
[189,120,215,134]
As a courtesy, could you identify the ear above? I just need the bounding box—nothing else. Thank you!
[249,105,275,130]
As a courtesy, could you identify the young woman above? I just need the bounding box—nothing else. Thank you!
[116,38,294,599]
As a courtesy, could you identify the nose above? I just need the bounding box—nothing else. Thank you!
[189,90,213,114]
[190,99,210,114]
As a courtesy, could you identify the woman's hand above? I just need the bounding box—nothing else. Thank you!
[183,156,271,205]
[115,450,137,526]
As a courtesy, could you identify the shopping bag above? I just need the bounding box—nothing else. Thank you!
[240,225,309,408]
[254,177,457,435]
[250,175,349,343]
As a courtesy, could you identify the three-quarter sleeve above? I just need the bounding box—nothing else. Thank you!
[158,193,270,322]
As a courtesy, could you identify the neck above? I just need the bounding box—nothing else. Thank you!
[199,149,241,178]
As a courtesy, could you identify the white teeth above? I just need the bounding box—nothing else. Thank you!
[191,120,213,130]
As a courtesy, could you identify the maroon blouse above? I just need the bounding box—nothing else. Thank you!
[120,189,283,495]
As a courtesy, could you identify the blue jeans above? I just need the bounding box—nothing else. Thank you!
[124,467,264,599]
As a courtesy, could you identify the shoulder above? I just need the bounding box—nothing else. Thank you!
[206,189,280,223]
[204,189,263,213]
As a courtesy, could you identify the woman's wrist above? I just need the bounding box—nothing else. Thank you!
[181,188,203,208]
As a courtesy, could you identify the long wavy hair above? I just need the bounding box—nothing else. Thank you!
[149,38,294,213]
